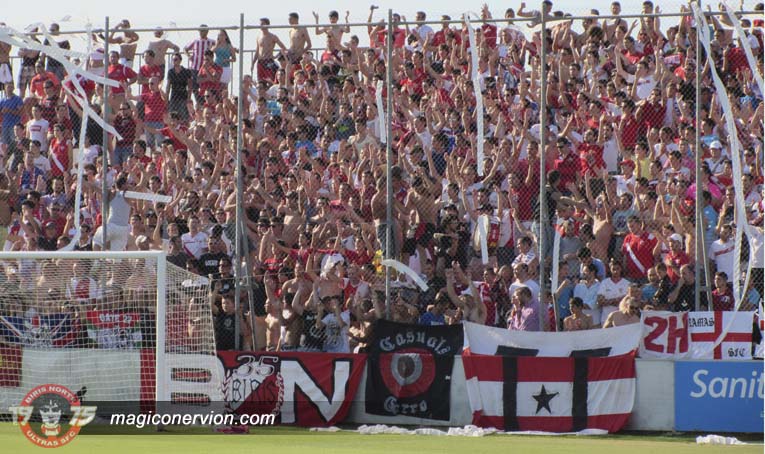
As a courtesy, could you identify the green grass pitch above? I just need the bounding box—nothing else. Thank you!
[0,424,762,453]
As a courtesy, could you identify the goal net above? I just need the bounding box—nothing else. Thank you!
[0,251,223,417]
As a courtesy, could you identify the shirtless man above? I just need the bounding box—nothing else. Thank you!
[287,13,312,65]
[312,10,350,54]
[252,18,287,82]
[602,296,641,327]
[147,28,180,72]
[98,19,139,68]
[371,176,405,260]
[405,170,439,268]
[277,261,311,350]
[279,191,304,248]
[446,264,487,324]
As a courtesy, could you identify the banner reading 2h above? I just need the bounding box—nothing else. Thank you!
[365,320,463,421]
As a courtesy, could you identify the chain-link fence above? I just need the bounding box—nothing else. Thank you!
[0,2,762,352]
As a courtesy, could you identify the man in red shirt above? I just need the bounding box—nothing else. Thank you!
[430,15,462,49]
[711,272,735,311]
[29,61,60,99]
[619,99,639,150]
[137,49,163,94]
[107,51,137,105]
[553,137,580,190]
[574,129,605,176]
[130,77,166,150]
[48,123,71,177]
[664,233,690,284]
[621,215,657,283]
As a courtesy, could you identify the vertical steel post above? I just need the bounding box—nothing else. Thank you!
[101,17,110,249]
[234,13,245,350]
[384,9,394,319]
[538,4,548,330]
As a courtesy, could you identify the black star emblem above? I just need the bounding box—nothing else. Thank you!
[532,385,559,414]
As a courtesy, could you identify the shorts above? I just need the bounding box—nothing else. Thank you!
[220,66,232,84]
[256,58,278,82]
[0,63,12,85]
[92,223,130,251]
[18,65,35,89]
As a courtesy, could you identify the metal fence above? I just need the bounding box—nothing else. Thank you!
[0,2,762,351]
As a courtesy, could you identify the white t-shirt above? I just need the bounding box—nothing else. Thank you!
[509,279,540,304]
[747,227,764,268]
[33,155,51,174]
[574,280,602,325]
[597,277,630,320]
[27,119,50,151]
[181,231,209,259]
[602,138,619,174]
[709,238,736,281]
[322,311,350,353]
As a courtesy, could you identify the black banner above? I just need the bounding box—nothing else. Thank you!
[365,320,463,421]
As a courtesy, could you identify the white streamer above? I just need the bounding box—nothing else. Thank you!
[463,13,485,176]
[381,259,429,291]
[693,4,754,305]
[0,23,125,250]
[550,218,562,323]
[692,4,755,357]
[722,1,765,96]
[59,24,93,251]
[375,80,387,144]
[124,191,173,203]
[477,215,489,264]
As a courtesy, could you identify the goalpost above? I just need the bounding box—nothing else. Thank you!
[0,251,223,418]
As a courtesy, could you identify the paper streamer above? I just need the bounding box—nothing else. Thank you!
[722,1,765,96]
[692,5,755,356]
[375,80,387,144]
[125,191,173,203]
[381,259,429,291]
[463,13,485,176]
[550,218,562,312]
[477,215,489,264]
[693,4,754,306]
[59,24,93,251]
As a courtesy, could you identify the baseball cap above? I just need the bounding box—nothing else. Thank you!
[709,140,722,149]
[669,233,683,242]
[44,221,57,229]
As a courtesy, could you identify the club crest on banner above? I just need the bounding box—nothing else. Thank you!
[220,354,284,417]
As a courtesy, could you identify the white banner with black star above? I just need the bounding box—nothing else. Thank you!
[463,352,637,432]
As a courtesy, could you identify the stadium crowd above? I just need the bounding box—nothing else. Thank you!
[0,2,762,352]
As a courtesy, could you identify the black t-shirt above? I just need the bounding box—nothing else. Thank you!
[167,67,193,100]
[214,312,239,351]
[300,309,324,350]
[167,252,188,269]
[672,282,707,312]
[38,236,57,251]
[250,281,267,317]
[199,252,227,276]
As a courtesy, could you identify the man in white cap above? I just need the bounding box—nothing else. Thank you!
[704,140,726,174]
